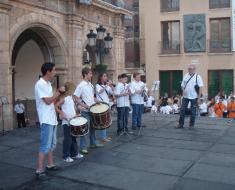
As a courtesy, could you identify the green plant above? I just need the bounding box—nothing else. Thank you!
[93,64,108,73]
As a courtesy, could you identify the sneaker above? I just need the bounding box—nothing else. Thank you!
[63,157,74,163]
[90,143,104,148]
[189,125,195,130]
[80,149,89,154]
[175,124,184,129]
[35,170,48,180]
[72,153,84,159]
[46,165,59,171]
[101,138,111,142]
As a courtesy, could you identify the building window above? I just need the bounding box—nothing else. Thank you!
[210,18,231,53]
[161,21,180,54]
[160,70,182,97]
[161,0,179,12]
[208,70,233,98]
[209,0,230,9]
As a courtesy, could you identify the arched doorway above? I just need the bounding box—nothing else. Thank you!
[11,27,66,125]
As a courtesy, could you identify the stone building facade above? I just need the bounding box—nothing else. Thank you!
[0,0,131,131]
[140,0,234,99]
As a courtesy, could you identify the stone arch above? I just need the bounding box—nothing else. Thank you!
[10,13,68,125]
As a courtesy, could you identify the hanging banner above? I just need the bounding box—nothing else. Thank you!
[232,0,235,51]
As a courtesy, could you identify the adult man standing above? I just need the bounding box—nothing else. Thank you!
[35,62,65,179]
[176,64,203,129]
[14,99,26,128]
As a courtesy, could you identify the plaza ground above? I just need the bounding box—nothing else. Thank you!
[0,113,235,190]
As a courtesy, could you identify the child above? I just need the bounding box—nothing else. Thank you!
[55,82,84,162]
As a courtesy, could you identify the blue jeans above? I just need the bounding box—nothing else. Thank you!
[179,98,197,127]
[117,107,129,132]
[80,111,96,149]
[39,123,57,154]
[62,124,78,159]
[99,129,107,139]
[132,104,144,127]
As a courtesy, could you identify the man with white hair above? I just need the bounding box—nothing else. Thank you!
[176,64,203,129]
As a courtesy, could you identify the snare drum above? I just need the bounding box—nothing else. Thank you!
[89,102,112,130]
[69,116,89,137]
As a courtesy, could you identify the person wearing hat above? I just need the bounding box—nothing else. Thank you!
[55,82,84,163]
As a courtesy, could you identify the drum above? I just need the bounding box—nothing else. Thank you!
[69,116,89,137]
[89,102,112,130]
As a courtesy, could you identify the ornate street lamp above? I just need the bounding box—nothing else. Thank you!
[104,33,113,49]
[96,25,106,40]
[86,30,97,47]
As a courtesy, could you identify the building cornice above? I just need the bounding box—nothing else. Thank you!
[92,0,134,17]
[0,1,12,12]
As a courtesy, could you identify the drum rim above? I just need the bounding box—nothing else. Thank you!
[89,102,110,114]
[69,116,88,125]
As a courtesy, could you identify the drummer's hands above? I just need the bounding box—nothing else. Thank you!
[59,112,66,120]
[79,105,86,112]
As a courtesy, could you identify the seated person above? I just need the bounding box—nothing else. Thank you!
[199,98,208,116]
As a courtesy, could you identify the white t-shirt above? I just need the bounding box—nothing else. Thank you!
[129,80,147,105]
[115,82,130,107]
[199,102,208,113]
[35,78,58,125]
[145,96,154,108]
[95,84,113,104]
[61,96,77,125]
[14,103,25,114]
[181,73,203,99]
[74,80,95,107]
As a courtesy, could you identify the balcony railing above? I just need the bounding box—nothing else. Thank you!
[159,41,181,54]
[208,39,232,53]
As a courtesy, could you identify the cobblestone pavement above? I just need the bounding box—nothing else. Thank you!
[0,113,235,190]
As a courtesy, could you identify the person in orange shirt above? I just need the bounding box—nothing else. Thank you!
[214,97,226,118]
[228,96,235,119]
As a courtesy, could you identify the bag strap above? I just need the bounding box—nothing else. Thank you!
[184,73,195,90]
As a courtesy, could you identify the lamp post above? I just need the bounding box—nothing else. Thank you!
[86,25,113,66]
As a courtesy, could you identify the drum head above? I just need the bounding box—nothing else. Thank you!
[69,116,87,126]
[90,103,109,114]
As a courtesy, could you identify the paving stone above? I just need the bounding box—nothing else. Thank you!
[0,162,34,189]
[199,152,235,168]
[184,163,235,185]
[113,143,204,161]
[210,144,235,154]
[57,162,179,190]
[174,178,235,190]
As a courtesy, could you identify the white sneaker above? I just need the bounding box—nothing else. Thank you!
[64,157,74,163]
[72,153,84,159]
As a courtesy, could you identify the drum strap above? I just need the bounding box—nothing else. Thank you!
[72,95,80,115]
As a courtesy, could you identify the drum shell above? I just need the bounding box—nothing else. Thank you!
[69,117,89,137]
[89,102,112,130]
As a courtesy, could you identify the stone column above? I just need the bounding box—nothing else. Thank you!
[65,14,84,85]
[0,1,13,131]
[113,26,125,82]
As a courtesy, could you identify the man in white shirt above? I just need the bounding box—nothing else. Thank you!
[176,64,203,129]
[35,62,65,179]
[74,67,104,154]
[115,73,132,135]
[130,73,148,130]
[14,99,26,128]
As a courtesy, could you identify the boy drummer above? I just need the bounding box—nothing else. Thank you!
[74,67,104,154]
[55,82,84,162]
